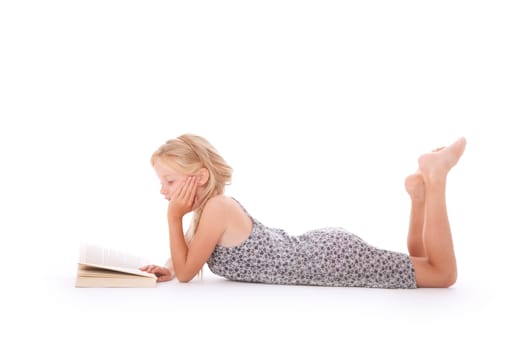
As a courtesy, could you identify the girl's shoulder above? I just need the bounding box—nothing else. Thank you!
[202,195,238,216]
[205,194,234,208]
[203,195,248,219]
[205,196,253,247]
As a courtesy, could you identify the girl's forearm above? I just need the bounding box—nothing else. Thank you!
[167,217,191,281]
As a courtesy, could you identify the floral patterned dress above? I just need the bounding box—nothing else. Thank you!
[207,200,417,289]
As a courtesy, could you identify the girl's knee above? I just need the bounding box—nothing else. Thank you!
[411,257,457,288]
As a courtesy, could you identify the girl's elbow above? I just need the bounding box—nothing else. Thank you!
[177,276,192,283]
[175,271,196,283]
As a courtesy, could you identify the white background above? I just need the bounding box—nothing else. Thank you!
[1,1,524,349]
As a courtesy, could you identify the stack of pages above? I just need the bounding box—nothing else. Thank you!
[75,243,157,288]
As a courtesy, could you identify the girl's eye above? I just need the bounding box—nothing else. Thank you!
[167,181,174,184]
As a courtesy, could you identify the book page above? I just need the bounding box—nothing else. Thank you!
[77,264,154,278]
[78,243,150,269]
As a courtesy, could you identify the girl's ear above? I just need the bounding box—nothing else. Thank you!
[197,168,210,186]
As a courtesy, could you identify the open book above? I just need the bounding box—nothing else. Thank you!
[75,243,157,288]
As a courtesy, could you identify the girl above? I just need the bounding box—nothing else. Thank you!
[141,134,466,288]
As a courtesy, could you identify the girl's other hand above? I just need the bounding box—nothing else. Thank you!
[168,176,198,219]
[140,264,174,282]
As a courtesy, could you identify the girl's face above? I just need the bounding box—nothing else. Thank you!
[153,161,187,201]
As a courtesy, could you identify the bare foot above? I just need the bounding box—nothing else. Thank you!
[418,137,467,182]
[405,172,425,203]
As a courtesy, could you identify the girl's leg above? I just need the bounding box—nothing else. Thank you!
[405,172,426,257]
[410,137,466,288]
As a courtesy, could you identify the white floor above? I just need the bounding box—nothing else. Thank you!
[3,262,521,350]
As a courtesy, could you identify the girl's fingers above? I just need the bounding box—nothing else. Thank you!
[169,177,188,199]
[186,177,198,202]
[140,264,158,273]
[175,178,187,196]
[179,177,189,199]
[180,176,197,202]
[169,176,197,212]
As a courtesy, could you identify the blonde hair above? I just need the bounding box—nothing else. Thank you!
[151,134,233,243]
